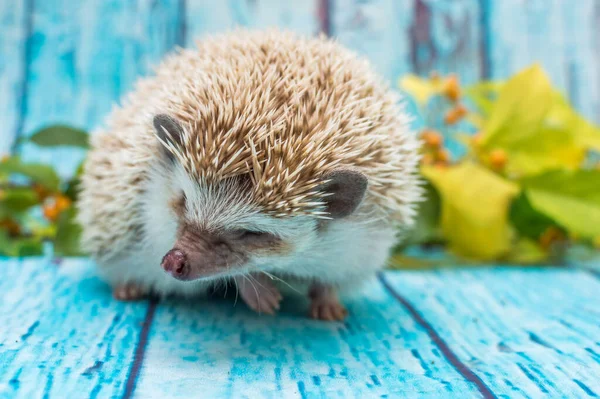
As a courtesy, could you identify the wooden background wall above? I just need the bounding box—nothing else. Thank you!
[1,0,598,177]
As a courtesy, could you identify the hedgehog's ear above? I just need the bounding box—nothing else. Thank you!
[153,114,184,162]
[321,169,368,219]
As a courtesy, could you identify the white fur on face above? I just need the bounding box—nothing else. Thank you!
[172,164,317,240]
[145,162,318,268]
[95,158,397,298]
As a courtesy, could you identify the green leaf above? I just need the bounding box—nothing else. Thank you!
[509,193,560,240]
[0,187,40,214]
[422,162,520,260]
[400,182,442,247]
[0,231,44,256]
[63,178,80,201]
[54,207,83,256]
[465,81,504,117]
[64,161,85,201]
[479,65,586,175]
[521,170,600,238]
[547,92,600,152]
[27,125,89,148]
[74,161,84,177]
[501,125,585,175]
[0,156,61,191]
[505,238,548,265]
[482,64,554,147]
[15,239,45,256]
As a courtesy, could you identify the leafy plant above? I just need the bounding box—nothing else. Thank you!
[0,126,88,256]
[397,64,600,265]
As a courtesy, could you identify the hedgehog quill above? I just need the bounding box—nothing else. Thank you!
[77,30,421,321]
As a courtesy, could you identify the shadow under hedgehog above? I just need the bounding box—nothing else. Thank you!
[76,29,422,321]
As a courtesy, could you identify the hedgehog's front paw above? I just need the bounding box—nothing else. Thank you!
[113,283,147,301]
[309,283,348,321]
[234,274,282,315]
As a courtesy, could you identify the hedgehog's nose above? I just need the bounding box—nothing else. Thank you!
[161,249,189,280]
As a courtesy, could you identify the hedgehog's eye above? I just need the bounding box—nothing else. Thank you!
[238,230,266,239]
[230,229,270,241]
[229,229,280,248]
[171,193,187,216]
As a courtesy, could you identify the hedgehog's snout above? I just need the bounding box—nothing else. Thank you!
[161,249,189,280]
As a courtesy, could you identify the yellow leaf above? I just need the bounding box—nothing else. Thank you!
[547,92,600,151]
[505,238,548,264]
[482,64,554,147]
[465,114,484,129]
[399,75,444,106]
[464,81,504,116]
[480,65,586,175]
[422,162,520,260]
[521,170,600,238]
[499,126,585,175]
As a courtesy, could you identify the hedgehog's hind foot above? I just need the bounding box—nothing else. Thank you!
[113,283,148,301]
[309,283,348,321]
[234,274,282,315]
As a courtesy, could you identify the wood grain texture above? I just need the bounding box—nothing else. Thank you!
[486,0,600,123]
[331,0,482,85]
[383,268,600,398]
[330,0,484,158]
[185,0,320,47]
[409,0,483,84]
[0,0,28,156]
[16,0,184,177]
[133,279,479,399]
[0,258,148,399]
[1,259,600,398]
[331,0,484,85]
[331,0,414,84]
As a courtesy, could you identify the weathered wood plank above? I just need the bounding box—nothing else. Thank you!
[0,0,28,156]
[382,268,600,398]
[558,0,600,123]
[330,0,483,158]
[331,0,414,84]
[18,0,183,178]
[75,0,184,130]
[0,258,148,399]
[331,0,483,84]
[486,0,600,123]
[2,257,600,398]
[244,0,321,35]
[185,0,320,47]
[409,0,483,84]
[17,0,87,176]
[134,279,480,398]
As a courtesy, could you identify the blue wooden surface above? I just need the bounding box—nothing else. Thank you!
[1,259,600,398]
[1,1,600,398]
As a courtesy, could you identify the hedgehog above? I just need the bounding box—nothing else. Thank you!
[77,29,421,321]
